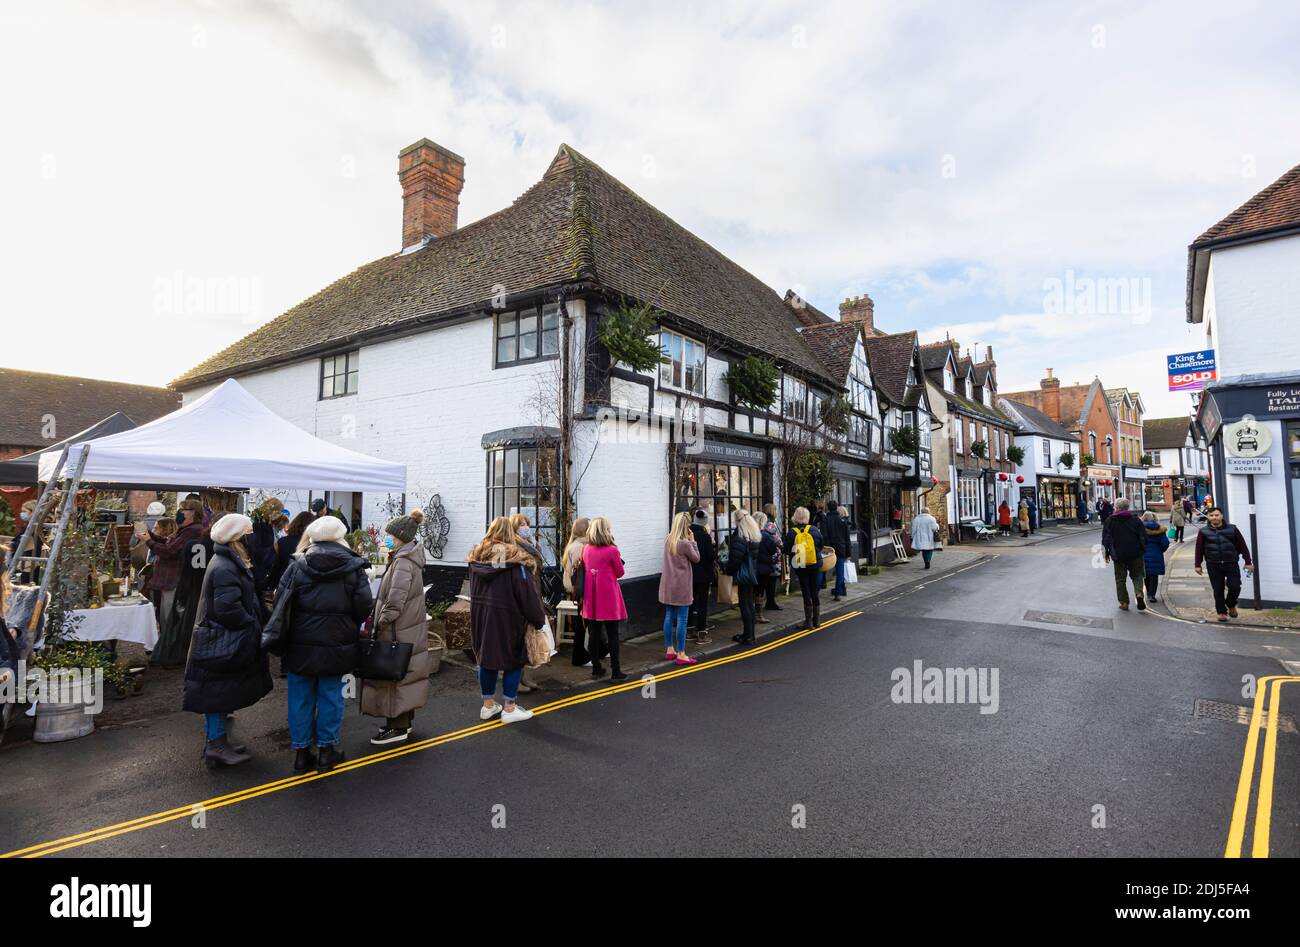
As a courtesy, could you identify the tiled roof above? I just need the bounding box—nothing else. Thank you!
[0,368,179,450]
[918,340,955,372]
[937,385,1012,427]
[1193,163,1300,246]
[798,321,860,382]
[174,145,834,388]
[999,399,1079,440]
[862,331,918,405]
[1143,416,1193,450]
[999,381,1095,429]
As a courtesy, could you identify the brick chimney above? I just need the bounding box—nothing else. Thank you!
[398,138,465,250]
[1040,368,1061,422]
[839,294,875,332]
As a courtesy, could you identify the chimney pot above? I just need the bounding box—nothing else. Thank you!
[398,138,465,249]
[838,293,875,332]
[1040,367,1061,421]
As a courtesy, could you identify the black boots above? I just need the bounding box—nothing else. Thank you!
[803,605,814,630]
[293,747,317,774]
[812,604,821,629]
[317,745,346,773]
[202,737,251,770]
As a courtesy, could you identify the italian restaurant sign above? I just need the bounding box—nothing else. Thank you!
[1167,350,1217,392]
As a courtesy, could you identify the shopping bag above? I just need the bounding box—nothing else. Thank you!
[542,619,557,658]
[716,572,739,606]
[844,560,858,584]
[525,623,551,668]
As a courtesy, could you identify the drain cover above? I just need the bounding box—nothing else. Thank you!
[1194,698,1297,733]
[1023,609,1114,630]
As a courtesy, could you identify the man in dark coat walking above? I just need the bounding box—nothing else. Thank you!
[1194,507,1255,621]
[1102,497,1147,611]
[688,509,715,642]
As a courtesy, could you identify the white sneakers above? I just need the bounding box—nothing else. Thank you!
[479,702,502,720]
[501,706,534,724]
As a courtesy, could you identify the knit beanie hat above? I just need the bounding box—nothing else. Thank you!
[304,515,347,545]
[385,508,424,544]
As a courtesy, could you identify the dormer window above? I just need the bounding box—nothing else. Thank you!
[943,367,954,391]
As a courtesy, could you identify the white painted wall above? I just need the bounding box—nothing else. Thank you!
[1217,418,1296,603]
[1204,234,1300,378]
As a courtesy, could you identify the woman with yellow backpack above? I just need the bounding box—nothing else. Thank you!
[782,506,826,630]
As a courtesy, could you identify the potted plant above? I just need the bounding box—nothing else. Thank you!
[27,638,127,742]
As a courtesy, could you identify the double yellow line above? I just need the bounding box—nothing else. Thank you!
[1225,674,1299,858]
[4,610,863,858]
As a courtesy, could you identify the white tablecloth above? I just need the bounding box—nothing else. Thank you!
[64,602,159,649]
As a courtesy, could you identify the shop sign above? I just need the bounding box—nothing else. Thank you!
[697,440,767,466]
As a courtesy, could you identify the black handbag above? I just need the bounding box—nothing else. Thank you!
[190,620,256,674]
[357,590,413,682]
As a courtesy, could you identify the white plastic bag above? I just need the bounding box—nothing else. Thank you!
[844,560,858,584]
[542,620,557,657]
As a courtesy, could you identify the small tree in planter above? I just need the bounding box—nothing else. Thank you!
[597,301,665,373]
[970,440,988,460]
[1059,450,1076,470]
[1006,444,1026,465]
[1139,452,1153,466]
[788,452,832,511]
[1079,452,1094,468]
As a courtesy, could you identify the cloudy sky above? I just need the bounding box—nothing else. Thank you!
[3,0,1298,419]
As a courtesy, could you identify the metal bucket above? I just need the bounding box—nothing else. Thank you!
[32,676,97,743]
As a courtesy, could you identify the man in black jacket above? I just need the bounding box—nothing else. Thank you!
[822,501,851,600]
[688,509,715,642]
[1102,497,1147,611]
[1194,507,1255,621]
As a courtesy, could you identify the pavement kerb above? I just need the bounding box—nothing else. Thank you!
[1162,528,1300,633]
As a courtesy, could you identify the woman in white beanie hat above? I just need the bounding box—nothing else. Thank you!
[182,512,273,769]
[273,515,372,774]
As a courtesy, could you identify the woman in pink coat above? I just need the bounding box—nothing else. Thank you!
[658,512,700,665]
[580,516,628,681]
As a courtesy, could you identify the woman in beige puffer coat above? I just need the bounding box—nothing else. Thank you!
[361,511,432,746]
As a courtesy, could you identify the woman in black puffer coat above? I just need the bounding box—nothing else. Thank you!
[183,514,273,770]
[275,516,373,774]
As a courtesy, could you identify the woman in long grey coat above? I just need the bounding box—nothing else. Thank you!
[361,511,432,746]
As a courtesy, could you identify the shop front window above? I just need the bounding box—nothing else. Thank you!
[676,458,766,546]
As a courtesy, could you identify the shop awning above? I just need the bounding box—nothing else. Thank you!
[38,379,407,492]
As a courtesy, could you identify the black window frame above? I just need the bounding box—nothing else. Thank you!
[674,457,768,548]
[319,350,360,400]
[484,443,561,565]
[493,303,561,369]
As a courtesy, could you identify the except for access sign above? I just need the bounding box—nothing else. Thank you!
[1226,456,1271,475]
[1167,350,1217,392]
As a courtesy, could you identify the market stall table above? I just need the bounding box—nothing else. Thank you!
[63,600,159,650]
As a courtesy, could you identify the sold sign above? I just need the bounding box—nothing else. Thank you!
[1167,351,1217,392]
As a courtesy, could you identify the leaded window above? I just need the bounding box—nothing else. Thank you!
[320,350,359,399]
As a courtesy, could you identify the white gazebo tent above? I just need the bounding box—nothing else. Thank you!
[38,378,407,492]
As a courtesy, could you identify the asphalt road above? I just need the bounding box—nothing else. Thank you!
[3,529,1297,857]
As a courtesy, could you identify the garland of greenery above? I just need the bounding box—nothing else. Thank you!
[723,355,779,410]
[817,394,852,436]
[598,301,664,374]
[1060,450,1076,470]
[969,440,987,459]
[788,452,832,510]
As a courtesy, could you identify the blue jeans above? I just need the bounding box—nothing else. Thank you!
[663,604,690,651]
[480,667,522,702]
[204,713,226,741]
[287,672,345,749]
[833,558,846,596]
[921,549,934,567]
